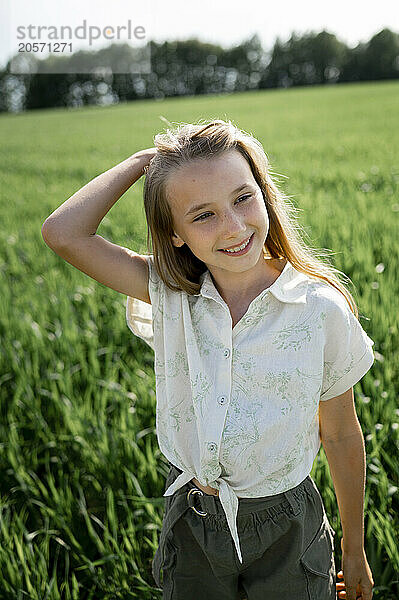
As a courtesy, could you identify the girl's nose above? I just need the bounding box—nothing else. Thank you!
[220,212,247,234]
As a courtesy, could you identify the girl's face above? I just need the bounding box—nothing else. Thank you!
[166,149,270,283]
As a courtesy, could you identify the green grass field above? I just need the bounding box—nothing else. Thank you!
[0,80,398,599]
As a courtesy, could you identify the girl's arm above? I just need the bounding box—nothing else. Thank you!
[42,149,156,243]
[41,149,157,302]
[319,388,375,600]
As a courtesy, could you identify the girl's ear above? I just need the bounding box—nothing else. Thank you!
[171,232,185,248]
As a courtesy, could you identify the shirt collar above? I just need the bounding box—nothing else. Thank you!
[197,259,309,304]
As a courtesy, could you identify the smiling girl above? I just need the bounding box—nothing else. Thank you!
[42,118,374,600]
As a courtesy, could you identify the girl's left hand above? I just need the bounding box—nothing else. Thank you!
[336,538,374,600]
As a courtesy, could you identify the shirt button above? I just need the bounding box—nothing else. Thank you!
[218,396,227,405]
[223,348,230,358]
[245,316,254,324]
[207,442,217,452]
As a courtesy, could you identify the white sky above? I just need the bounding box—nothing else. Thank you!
[1,0,398,69]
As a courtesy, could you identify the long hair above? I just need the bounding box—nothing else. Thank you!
[143,118,360,318]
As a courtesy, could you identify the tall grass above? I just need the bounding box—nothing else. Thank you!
[0,80,398,598]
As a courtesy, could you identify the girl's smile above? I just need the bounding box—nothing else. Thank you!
[218,232,255,255]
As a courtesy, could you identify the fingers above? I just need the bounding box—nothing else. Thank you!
[336,570,372,600]
[337,570,346,598]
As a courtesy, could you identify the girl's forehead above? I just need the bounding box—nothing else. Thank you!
[166,152,253,199]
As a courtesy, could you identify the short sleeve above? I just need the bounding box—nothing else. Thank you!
[125,255,160,351]
[320,293,375,401]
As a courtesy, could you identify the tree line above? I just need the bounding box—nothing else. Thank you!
[0,28,398,113]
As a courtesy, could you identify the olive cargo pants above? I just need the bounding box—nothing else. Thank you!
[152,462,336,600]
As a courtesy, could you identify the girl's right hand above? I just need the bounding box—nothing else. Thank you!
[134,147,158,175]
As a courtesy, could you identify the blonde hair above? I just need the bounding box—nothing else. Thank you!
[143,118,360,318]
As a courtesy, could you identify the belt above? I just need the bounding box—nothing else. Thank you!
[152,463,307,589]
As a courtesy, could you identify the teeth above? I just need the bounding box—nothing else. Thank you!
[222,235,251,253]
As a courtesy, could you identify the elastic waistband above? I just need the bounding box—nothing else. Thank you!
[169,463,312,517]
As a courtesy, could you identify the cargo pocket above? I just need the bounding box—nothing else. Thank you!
[300,514,336,600]
[161,538,178,600]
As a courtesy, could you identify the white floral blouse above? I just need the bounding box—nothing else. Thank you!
[126,255,375,563]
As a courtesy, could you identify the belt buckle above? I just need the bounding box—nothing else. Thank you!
[187,488,208,517]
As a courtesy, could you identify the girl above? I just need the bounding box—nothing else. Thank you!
[42,119,374,600]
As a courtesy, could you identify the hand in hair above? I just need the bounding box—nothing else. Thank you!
[135,147,158,175]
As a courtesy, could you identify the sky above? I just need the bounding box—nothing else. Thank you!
[1,0,398,70]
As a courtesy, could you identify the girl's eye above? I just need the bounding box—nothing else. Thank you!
[193,194,252,222]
